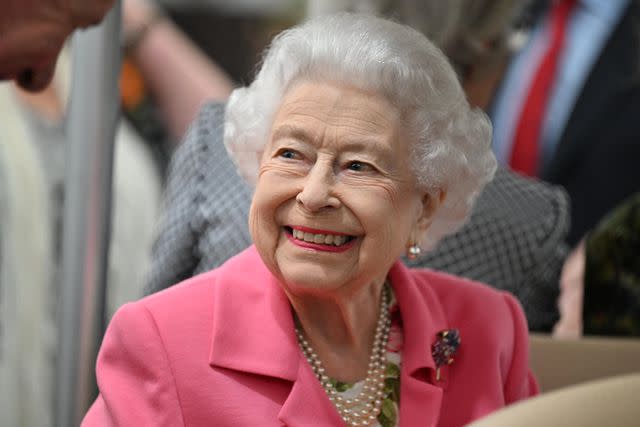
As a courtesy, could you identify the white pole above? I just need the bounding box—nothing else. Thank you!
[55,2,121,426]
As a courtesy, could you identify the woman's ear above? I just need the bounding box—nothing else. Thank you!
[416,188,446,231]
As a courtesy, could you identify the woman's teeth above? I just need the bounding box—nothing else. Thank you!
[291,229,349,246]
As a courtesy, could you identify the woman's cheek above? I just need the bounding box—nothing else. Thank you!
[248,206,279,270]
[348,181,403,216]
[247,203,263,247]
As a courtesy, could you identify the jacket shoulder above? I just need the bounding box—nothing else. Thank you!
[412,268,510,303]
[410,268,528,333]
[139,246,262,318]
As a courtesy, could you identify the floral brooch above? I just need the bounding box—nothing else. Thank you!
[431,329,461,381]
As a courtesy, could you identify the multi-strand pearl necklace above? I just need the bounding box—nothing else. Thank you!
[295,285,391,427]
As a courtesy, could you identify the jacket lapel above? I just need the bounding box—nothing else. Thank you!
[389,261,450,427]
[208,250,299,382]
[207,246,342,425]
[278,360,346,426]
[208,248,452,426]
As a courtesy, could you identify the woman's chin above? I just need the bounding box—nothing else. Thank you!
[276,262,353,295]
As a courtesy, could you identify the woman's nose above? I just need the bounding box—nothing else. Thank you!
[296,162,341,212]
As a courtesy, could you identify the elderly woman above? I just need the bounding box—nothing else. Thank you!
[83,13,537,427]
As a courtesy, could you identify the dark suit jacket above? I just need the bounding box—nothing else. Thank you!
[540,0,640,245]
[145,102,570,331]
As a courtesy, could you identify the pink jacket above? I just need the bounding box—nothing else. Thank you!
[83,246,537,426]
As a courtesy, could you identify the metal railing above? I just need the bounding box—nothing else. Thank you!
[55,2,122,425]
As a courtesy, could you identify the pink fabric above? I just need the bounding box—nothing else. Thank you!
[82,246,538,426]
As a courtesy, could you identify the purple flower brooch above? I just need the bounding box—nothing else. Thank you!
[431,329,461,381]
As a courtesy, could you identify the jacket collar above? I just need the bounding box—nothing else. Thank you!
[207,247,341,425]
[208,246,299,382]
[208,247,450,426]
[388,261,449,426]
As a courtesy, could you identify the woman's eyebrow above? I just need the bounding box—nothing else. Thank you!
[272,124,394,158]
[271,125,313,143]
[340,139,393,158]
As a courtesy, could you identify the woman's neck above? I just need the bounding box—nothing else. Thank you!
[289,278,386,383]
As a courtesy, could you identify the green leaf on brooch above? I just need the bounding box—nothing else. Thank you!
[379,398,397,427]
[385,362,401,378]
[385,377,401,403]
[329,379,353,392]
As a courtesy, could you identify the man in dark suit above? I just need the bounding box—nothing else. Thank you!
[491,0,640,246]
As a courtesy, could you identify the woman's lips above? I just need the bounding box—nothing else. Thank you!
[284,226,357,253]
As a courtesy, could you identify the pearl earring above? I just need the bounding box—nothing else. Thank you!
[407,243,422,260]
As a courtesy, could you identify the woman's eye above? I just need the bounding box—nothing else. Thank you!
[347,161,371,172]
[278,149,299,159]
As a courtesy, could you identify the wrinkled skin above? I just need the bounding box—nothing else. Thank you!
[0,0,114,91]
[249,80,442,380]
[250,80,438,299]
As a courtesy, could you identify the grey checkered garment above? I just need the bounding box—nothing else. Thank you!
[145,102,570,331]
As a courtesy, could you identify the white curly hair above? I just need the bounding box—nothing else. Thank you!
[224,12,496,249]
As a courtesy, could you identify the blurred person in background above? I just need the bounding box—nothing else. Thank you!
[122,0,235,142]
[0,0,115,91]
[119,0,301,175]
[554,192,640,338]
[485,0,640,339]
[0,46,162,426]
[490,0,640,246]
[119,0,239,176]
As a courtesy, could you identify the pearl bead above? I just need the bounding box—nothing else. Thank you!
[295,283,393,427]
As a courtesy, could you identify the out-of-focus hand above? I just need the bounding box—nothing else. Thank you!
[0,0,115,91]
[552,240,586,339]
[123,0,157,33]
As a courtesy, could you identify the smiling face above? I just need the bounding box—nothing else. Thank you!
[249,80,432,297]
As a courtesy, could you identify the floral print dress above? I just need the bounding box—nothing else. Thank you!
[328,287,404,427]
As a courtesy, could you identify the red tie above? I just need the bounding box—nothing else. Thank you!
[509,0,576,176]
